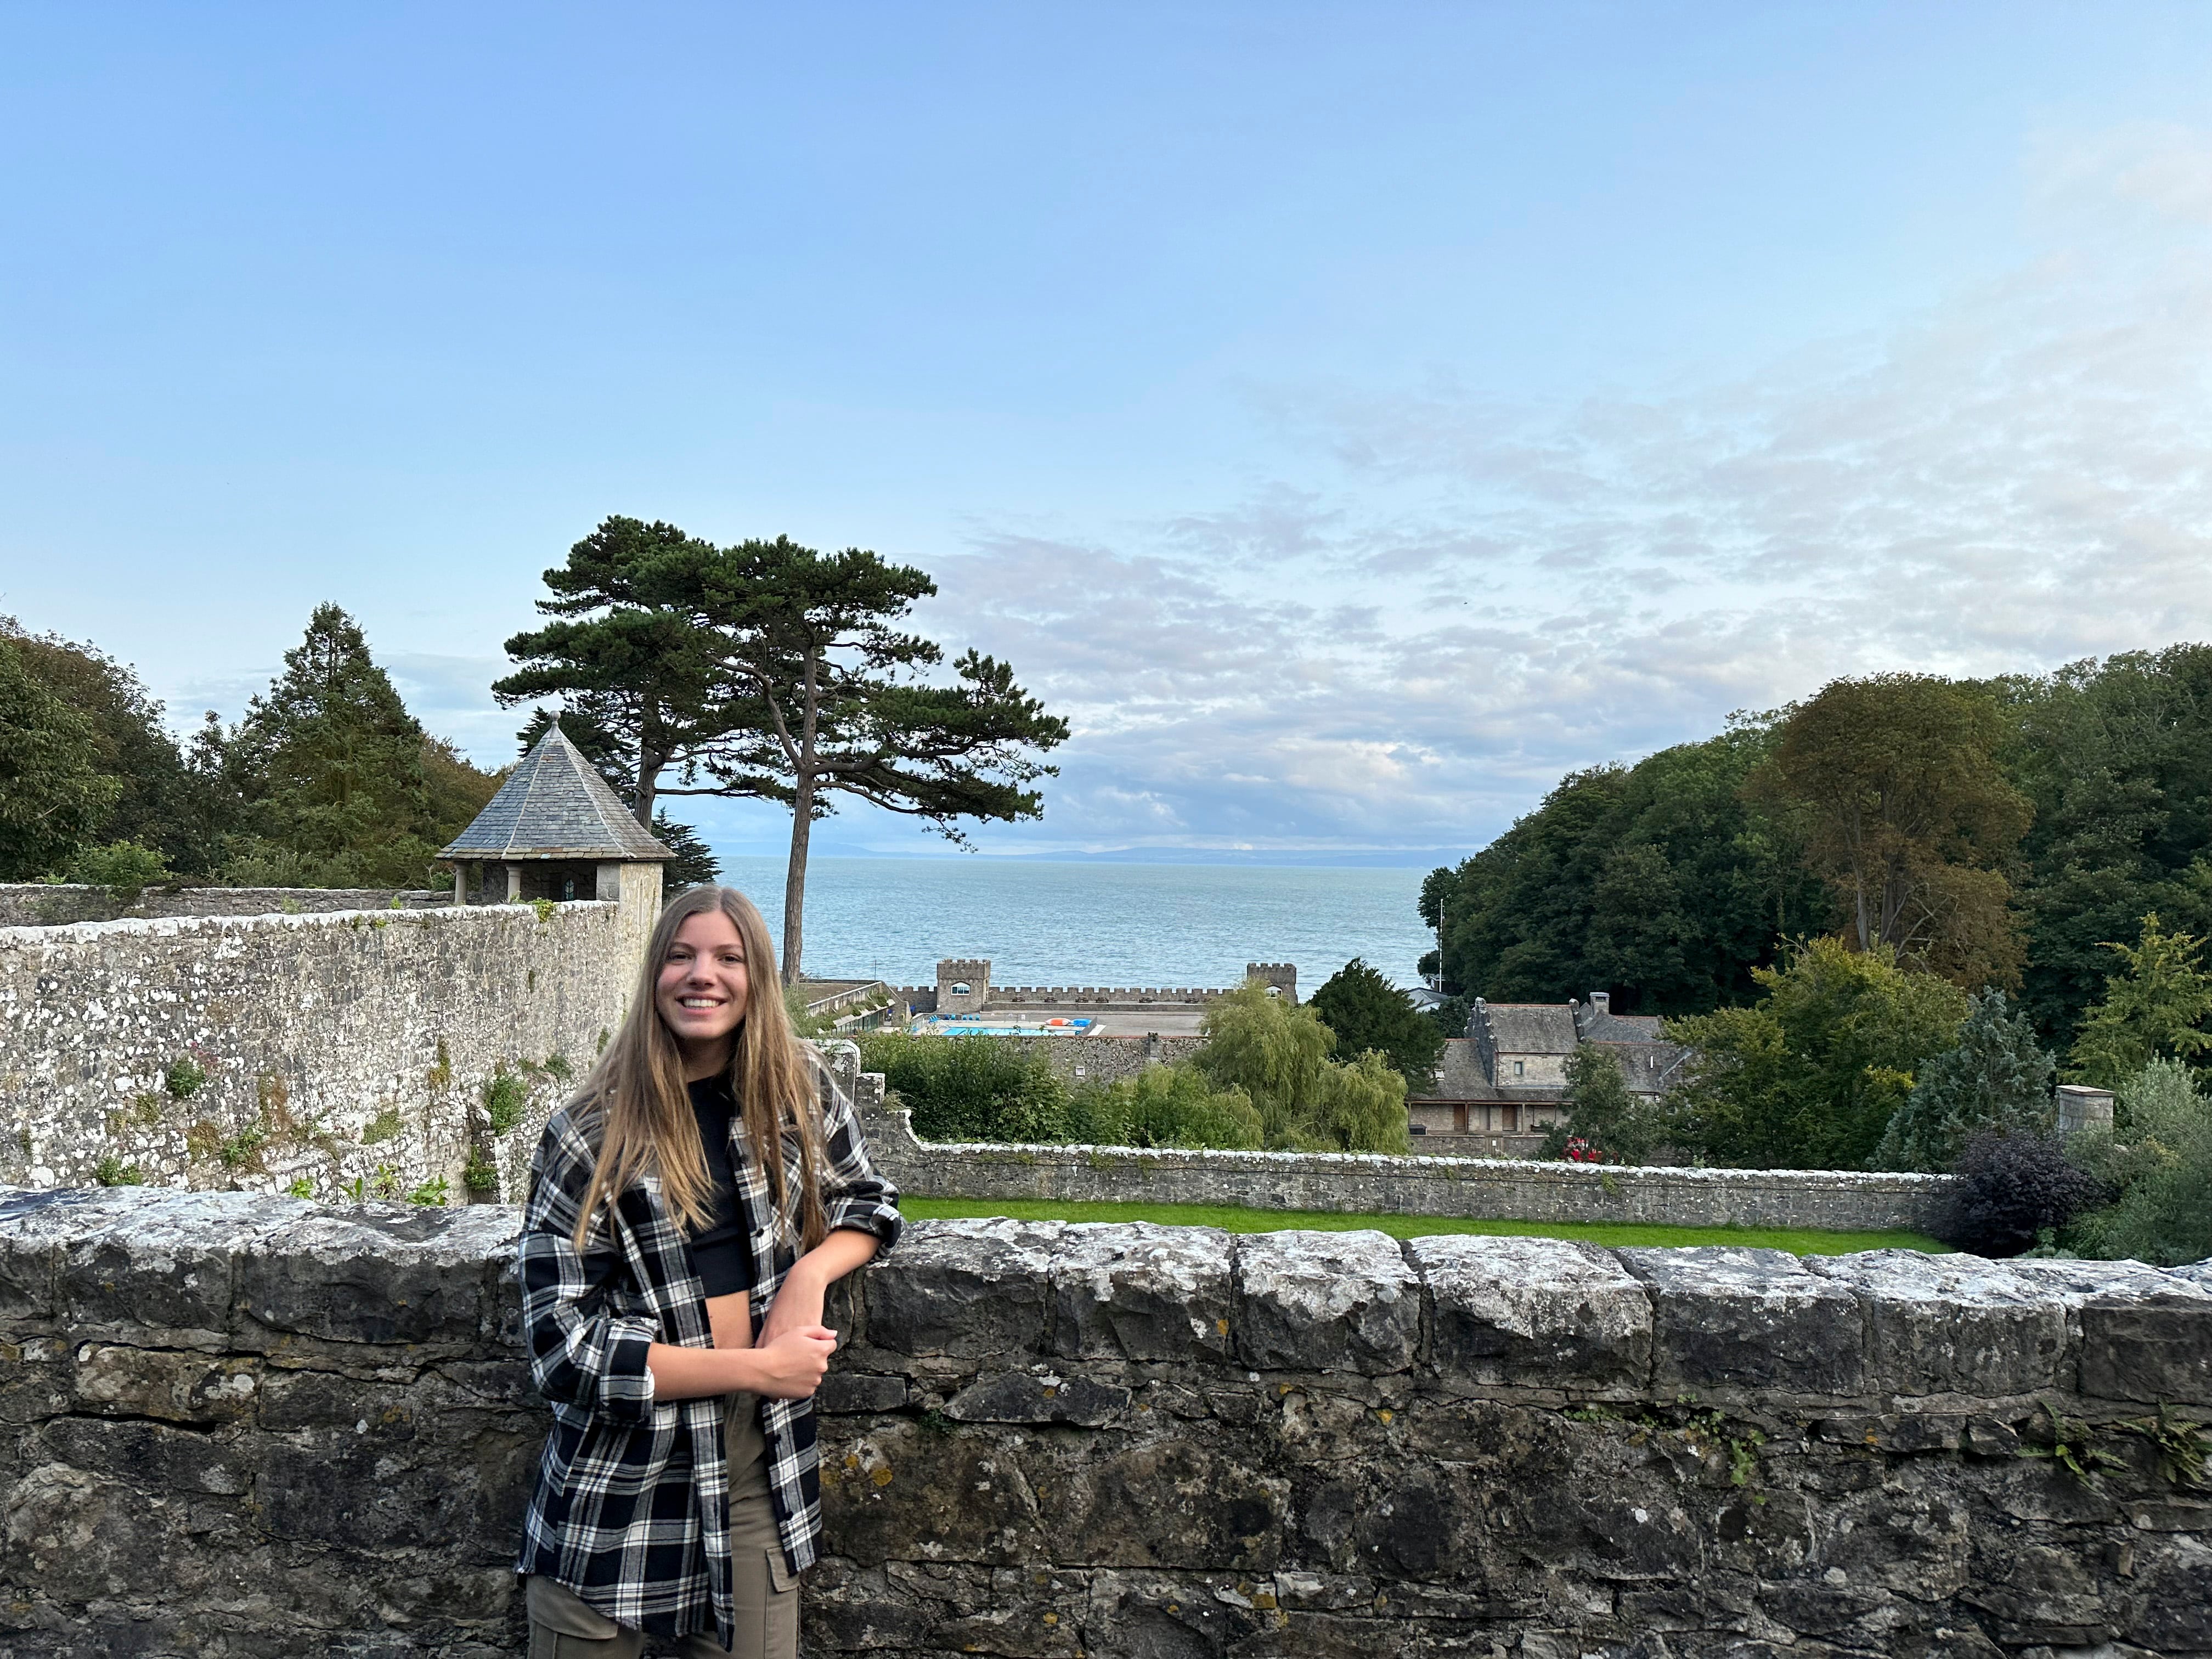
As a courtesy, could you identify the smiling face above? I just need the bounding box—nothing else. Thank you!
[654,907,752,1075]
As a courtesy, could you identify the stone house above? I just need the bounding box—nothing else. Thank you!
[1407,991,1690,1156]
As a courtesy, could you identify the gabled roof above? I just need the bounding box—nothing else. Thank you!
[1482,1003,1579,1054]
[1415,1039,1502,1102]
[438,727,675,861]
[1577,1007,1666,1043]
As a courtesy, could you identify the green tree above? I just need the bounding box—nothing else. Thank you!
[224,605,479,887]
[854,1032,1079,1143]
[1309,957,1445,1090]
[1541,1044,1664,1164]
[1873,989,2055,1172]
[1666,936,1969,1170]
[1193,981,1409,1153]
[495,518,729,827]
[1751,674,2032,988]
[695,535,1067,982]
[1426,722,1824,1015]
[2001,647,2212,1051]
[2066,913,2212,1088]
[0,618,225,876]
[0,637,118,878]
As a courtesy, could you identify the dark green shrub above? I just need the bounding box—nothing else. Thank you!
[483,1068,529,1135]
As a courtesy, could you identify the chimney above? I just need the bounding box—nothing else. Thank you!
[1588,991,1610,1017]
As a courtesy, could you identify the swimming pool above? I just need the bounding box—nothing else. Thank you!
[910,1015,1096,1037]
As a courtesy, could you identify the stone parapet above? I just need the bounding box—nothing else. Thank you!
[0,883,446,928]
[0,1187,2208,1655]
[868,1105,1955,1232]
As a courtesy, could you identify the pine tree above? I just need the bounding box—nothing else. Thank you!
[1873,988,2055,1172]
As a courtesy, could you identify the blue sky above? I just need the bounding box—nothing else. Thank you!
[5,4,2211,864]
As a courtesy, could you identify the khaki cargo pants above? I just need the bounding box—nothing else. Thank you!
[525,1395,799,1658]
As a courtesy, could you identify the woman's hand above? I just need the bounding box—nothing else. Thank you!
[758,1262,827,1348]
[747,1326,838,1399]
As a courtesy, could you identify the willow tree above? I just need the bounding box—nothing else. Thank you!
[696,537,1067,983]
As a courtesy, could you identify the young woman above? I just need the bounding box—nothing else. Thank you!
[515,884,902,1658]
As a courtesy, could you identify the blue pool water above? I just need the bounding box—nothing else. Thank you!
[712,857,1436,990]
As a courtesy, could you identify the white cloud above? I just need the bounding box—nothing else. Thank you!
[917,123,2212,861]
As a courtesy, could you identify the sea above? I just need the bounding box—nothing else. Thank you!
[712,857,1436,992]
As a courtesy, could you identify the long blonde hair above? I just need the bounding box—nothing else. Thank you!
[569,884,828,1254]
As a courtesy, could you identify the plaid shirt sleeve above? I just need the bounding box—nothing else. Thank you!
[817,1069,904,1252]
[518,1109,660,1425]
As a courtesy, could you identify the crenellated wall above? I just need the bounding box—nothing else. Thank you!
[0,1186,2205,1657]
[0,903,634,1205]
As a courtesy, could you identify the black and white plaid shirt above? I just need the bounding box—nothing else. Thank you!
[514,1065,902,1645]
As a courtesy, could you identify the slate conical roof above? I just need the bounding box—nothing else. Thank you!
[439,726,675,861]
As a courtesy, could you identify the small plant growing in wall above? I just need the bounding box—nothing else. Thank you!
[483,1067,529,1135]
[132,1091,163,1126]
[407,1175,451,1207]
[531,898,556,924]
[93,1155,142,1187]
[541,1052,573,1083]
[2022,1404,2128,1485]
[425,1037,453,1094]
[218,1126,268,1171]
[286,1176,315,1200]
[165,1056,207,1100]
[360,1105,404,1145]
[462,1150,500,1194]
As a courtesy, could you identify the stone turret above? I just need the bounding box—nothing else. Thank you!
[936,957,992,1015]
[1246,961,1299,1003]
[437,725,675,984]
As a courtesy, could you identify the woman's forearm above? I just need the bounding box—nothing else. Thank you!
[647,1341,769,1400]
[793,1225,881,1288]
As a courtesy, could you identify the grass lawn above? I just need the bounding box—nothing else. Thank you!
[900,1195,1948,1255]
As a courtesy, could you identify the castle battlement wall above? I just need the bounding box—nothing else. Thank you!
[0,902,634,1203]
[1,1185,2204,1655]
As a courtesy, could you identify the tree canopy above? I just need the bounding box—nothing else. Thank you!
[0,635,119,879]
[1193,981,1409,1153]
[1308,957,1444,1091]
[1748,674,2031,989]
[504,519,1068,981]
[1664,936,1968,1170]
[1423,723,1826,1017]
[2064,913,2212,1088]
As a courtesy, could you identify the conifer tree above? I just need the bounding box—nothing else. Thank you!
[1310,957,1445,1090]
[2066,913,2212,1088]
[223,605,453,886]
[1873,988,2055,1172]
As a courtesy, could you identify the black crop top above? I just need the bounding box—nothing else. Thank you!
[685,1076,753,1298]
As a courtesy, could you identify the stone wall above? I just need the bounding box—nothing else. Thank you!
[0,904,634,1206]
[868,1107,1953,1233]
[1025,1034,1210,1085]
[0,883,446,928]
[1,1185,2208,1657]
